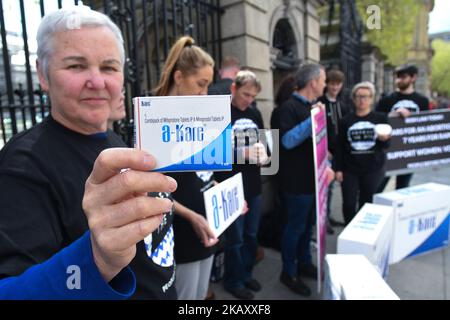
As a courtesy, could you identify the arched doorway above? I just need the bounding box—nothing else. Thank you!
[271,18,301,105]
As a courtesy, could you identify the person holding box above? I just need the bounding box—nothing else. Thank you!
[0,6,177,299]
[153,36,221,300]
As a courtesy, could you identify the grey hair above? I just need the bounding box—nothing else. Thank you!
[37,5,125,81]
[351,81,376,98]
[234,70,261,92]
[294,63,324,90]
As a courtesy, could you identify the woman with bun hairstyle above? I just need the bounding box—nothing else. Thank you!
[153,36,219,300]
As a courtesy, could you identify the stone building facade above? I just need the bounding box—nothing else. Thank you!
[218,0,324,127]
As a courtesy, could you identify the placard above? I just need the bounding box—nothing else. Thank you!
[203,173,245,238]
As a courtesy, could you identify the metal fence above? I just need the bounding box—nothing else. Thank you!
[339,0,362,90]
[321,0,362,91]
[0,0,223,147]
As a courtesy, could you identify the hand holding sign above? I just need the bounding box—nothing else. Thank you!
[189,212,219,247]
[336,171,343,183]
[241,200,249,215]
[312,101,325,111]
[326,166,335,185]
[392,107,411,118]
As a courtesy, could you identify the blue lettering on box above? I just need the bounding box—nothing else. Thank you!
[221,186,240,222]
[161,124,205,142]
[212,195,220,229]
[175,124,204,142]
[418,216,436,232]
[408,215,437,234]
[162,125,171,142]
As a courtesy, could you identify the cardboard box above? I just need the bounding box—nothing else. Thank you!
[374,183,450,264]
[323,254,399,300]
[337,203,393,278]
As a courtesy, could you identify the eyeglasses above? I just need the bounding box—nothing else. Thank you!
[354,95,372,100]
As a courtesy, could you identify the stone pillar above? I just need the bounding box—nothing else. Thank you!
[384,65,395,94]
[375,59,385,99]
[219,0,273,127]
[303,0,322,63]
[406,0,434,97]
[361,52,376,83]
[361,48,385,101]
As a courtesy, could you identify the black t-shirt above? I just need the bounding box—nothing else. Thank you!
[131,191,176,299]
[376,91,429,114]
[169,171,217,263]
[215,105,264,200]
[333,112,390,175]
[278,96,315,194]
[0,116,176,299]
[270,106,281,130]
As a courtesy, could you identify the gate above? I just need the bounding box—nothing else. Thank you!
[0,0,223,147]
[322,0,363,90]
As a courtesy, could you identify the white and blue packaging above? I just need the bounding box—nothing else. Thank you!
[374,182,450,264]
[133,95,232,172]
[337,203,394,278]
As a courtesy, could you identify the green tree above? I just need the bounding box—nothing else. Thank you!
[356,0,421,65]
[431,39,450,96]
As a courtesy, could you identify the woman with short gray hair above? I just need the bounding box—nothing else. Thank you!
[36,5,125,82]
[351,81,376,100]
[0,5,177,300]
[333,81,391,225]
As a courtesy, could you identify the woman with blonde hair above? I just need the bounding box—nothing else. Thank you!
[333,81,391,225]
[154,36,219,300]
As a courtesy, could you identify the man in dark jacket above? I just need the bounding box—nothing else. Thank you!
[318,69,350,232]
[277,63,326,297]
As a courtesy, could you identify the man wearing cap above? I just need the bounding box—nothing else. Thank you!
[376,64,429,190]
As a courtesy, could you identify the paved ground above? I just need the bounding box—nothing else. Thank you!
[210,165,450,300]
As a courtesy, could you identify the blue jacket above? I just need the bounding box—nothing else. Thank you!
[0,231,136,300]
[281,92,313,150]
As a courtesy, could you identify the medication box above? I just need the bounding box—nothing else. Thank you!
[374,183,450,264]
[337,203,393,278]
[133,95,232,172]
[323,254,399,300]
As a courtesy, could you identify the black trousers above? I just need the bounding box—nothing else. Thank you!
[341,168,385,225]
[395,173,413,189]
[377,173,413,192]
